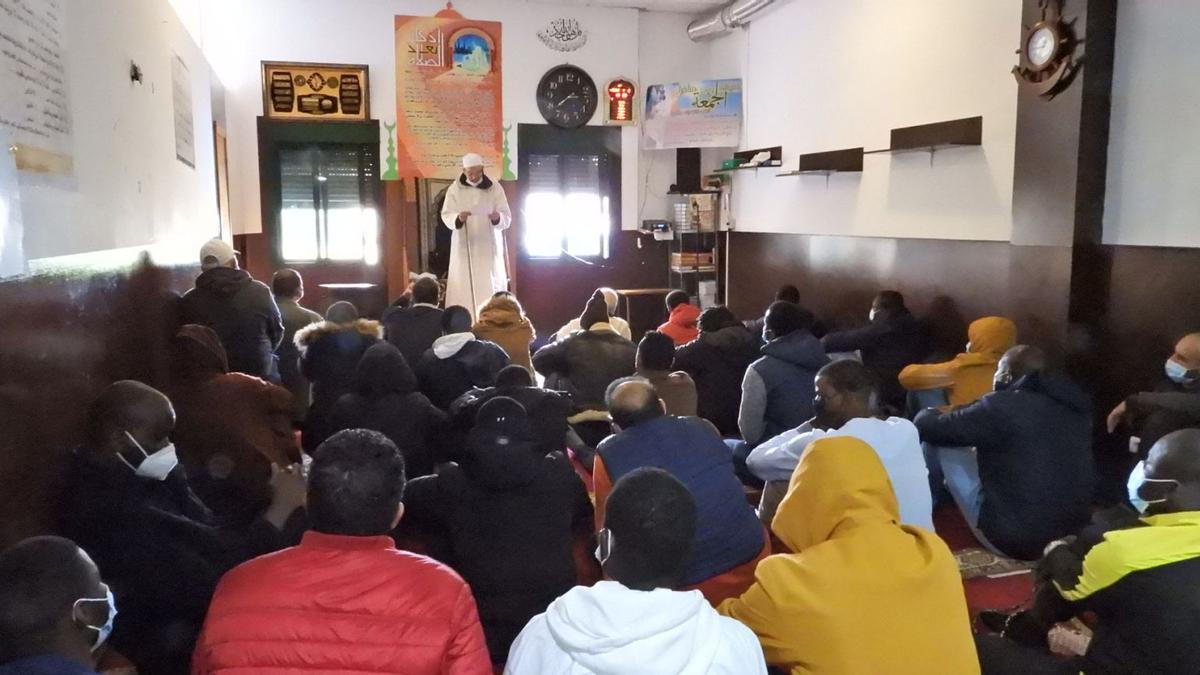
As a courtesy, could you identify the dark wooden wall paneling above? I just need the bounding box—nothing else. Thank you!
[0,260,193,547]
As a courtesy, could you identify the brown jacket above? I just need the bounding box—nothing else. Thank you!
[168,325,300,524]
[472,295,536,372]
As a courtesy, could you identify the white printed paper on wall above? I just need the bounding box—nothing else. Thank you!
[0,131,24,277]
[172,53,194,168]
[643,79,742,150]
[0,0,74,174]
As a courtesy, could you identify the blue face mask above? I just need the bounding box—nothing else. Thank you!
[1127,460,1179,514]
[1165,359,1198,386]
[74,587,117,652]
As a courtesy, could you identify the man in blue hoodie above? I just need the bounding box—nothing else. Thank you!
[916,345,1094,560]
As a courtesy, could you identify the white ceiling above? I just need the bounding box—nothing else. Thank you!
[538,0,725,13]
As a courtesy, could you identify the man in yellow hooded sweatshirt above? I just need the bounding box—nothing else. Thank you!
[899,316,1018,408]
[718,437,979,674]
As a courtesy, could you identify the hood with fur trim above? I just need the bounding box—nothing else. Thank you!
[294,318,383,353]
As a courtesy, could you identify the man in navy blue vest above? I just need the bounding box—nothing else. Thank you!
[592,378,765,603]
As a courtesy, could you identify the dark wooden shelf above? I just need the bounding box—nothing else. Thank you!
[715,145,783,173]
[864,116,982,155]
[777,147,863,176]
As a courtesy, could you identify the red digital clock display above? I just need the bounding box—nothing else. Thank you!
[605,78,636,125]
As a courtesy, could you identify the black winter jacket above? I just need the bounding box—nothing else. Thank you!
[915,372,1094,560]
[450,384,574,457]
[179,267,283,380]
[532,326,637,411]
[416,334,511,410]
[329,342,450,477]
[674,325,760,436]
[821,308,928,410]
[60,452,291,675]
[296,319,383,451]
[401,434,592,663]
[382,304,444,369]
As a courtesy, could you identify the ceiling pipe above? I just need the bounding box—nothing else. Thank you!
[687,0,776,41]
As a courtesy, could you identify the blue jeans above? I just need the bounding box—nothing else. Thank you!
[931,443,1005,556]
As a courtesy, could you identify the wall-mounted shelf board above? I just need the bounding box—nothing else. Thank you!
[864,116,982,155]
[777,147,864,176]
[714,145,783,173]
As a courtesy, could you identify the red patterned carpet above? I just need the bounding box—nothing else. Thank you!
[934,505,1034,622]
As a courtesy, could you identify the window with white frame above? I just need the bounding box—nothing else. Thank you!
[523,153,611,259]
[279,145,380,264]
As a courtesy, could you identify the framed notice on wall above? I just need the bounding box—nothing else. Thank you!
[643,79,742,150]
[262,62,370,122]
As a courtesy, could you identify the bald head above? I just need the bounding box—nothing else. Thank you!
[606,377,664,430]
[1172,333,1200,371]
[85,380,174,457]
[0,536,105,661]
[994,345,1046,390]
[1143,428,1200,513]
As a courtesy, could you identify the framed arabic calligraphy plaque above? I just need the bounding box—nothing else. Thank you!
[394,10,503,179]
[262,62,370,122]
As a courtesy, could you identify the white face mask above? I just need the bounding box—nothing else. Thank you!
[117,431,178,481]
[868,308,878,323]
[74,587,117,652]
[594,527,612,565]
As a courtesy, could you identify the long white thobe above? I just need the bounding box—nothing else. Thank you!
[440,177,512,316]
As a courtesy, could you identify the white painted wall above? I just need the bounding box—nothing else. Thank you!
[194,0,647,234]
[1103,1,1200,248]
[710,0,1021,241]
[21,0,219,265]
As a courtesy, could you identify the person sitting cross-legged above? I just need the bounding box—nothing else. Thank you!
[296,301,383,452]
[450,364,574,458]
[193,429,491,674]
[402,397,593,665]
[416,305,511,410]
[657,290,701,347]
[915,345,1094,560]
[554,287,632,341]
[0,536,117,675]
[747,359,933,529]
[593,378,768,605]
[976,428,1200,675]
[729,301,829,483]
[635,330,697,418]
[328,341,450,478]
[61,381,306,675]
[505,468,767,675]
[719,437,979,675]
[673,306,760,437]
[382,273,444,369]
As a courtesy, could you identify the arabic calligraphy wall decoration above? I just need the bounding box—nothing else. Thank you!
[537,18,587,52]
[262,62,369,121]
[394,8,503,178]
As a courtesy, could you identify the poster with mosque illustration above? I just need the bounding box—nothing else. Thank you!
[394,8,502,178]
[642,79,742,150]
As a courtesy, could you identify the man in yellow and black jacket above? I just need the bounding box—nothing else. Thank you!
[977,428,1200,674]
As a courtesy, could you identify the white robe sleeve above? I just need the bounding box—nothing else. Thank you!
[489,183,512,231]
[441,183,462,230]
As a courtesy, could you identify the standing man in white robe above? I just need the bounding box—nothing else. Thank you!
[441,153,511,317]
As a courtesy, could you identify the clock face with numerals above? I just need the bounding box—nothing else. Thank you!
[537,65,597,129]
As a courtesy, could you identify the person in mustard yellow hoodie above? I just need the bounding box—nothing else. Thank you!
[899,316,1017,408]
[473,291,536,373]
[718,436,979,674]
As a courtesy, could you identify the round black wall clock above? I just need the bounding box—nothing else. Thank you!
[537,65,597,129]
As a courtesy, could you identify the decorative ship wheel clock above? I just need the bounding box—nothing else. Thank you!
[1012,0,1080,99]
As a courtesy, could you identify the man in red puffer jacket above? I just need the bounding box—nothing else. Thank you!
[192,429,490,674]
[657,290,701,346]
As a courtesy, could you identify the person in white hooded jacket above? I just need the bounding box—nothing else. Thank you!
[505,468,766,675]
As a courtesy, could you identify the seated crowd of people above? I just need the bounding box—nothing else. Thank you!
[3,239,1200,674]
